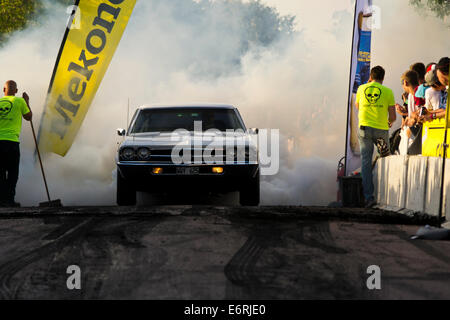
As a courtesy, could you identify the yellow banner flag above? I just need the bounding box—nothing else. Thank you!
[38,0,136,156]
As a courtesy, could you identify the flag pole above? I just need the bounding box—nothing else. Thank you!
[344,0,359,176]
[438,67,450,227]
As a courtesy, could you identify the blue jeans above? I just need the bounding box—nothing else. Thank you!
[358,126,390,201]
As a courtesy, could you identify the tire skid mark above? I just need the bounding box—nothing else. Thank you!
[291,221,348,255]
[282,221,359,299]
[224,222,284,289]
[42,218,88,241]
[54,218,167,299]
[0,218,97,299]
[224,236,265,286]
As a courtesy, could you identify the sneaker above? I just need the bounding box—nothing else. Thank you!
[365,199,376,208]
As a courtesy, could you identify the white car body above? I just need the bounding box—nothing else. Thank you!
[116,105,260,206]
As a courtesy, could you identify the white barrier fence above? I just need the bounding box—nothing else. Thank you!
[374,155,450,219]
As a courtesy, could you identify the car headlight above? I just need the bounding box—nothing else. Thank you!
[120,148,136,161]
[137,147,151,160]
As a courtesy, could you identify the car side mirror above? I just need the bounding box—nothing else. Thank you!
[248,128,259,135]
[117,128,126,136]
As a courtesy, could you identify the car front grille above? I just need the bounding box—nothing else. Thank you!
[120,147,253,164]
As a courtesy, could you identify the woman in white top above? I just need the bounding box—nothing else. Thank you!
[425,86,442,111]
[422,69,447,122]
[424,69,445,111]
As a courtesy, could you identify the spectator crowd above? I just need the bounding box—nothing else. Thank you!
[393,57,449,155]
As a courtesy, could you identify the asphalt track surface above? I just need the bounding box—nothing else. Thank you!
[0,205,449,300]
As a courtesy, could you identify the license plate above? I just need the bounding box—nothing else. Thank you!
[176,167,200,175]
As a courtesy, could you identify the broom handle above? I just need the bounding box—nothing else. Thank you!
[30,120,51,203]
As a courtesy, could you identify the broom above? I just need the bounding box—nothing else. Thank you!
[24,93,62,207]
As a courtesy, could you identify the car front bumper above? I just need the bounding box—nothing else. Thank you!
[117,162,259,192]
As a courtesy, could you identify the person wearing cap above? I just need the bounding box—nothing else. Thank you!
[422,69,446,122]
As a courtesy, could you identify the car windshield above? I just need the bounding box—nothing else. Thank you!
[131,108,245,133]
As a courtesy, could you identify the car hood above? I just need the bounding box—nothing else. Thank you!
[120,132,257,149]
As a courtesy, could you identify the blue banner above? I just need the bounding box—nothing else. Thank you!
[345,0,373,176]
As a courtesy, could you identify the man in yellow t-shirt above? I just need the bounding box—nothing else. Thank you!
[0,80,33,207]
[355,66,396,208]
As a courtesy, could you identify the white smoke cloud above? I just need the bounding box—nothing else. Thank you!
[0,0,448,206]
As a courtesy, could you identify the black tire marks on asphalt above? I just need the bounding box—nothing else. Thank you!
[224,234,274,287]
[0,217,167,299]
[70,218,168,299]
[287,221,349,255]
[224,220,356,299]
[0,218,97,299]
[282,221,359,299]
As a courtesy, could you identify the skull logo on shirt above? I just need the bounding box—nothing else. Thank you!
[364,86,382,105]
[0,100,13,117]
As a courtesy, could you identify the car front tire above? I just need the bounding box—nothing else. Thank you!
[239,171,260,206]
[117,169,136,206]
